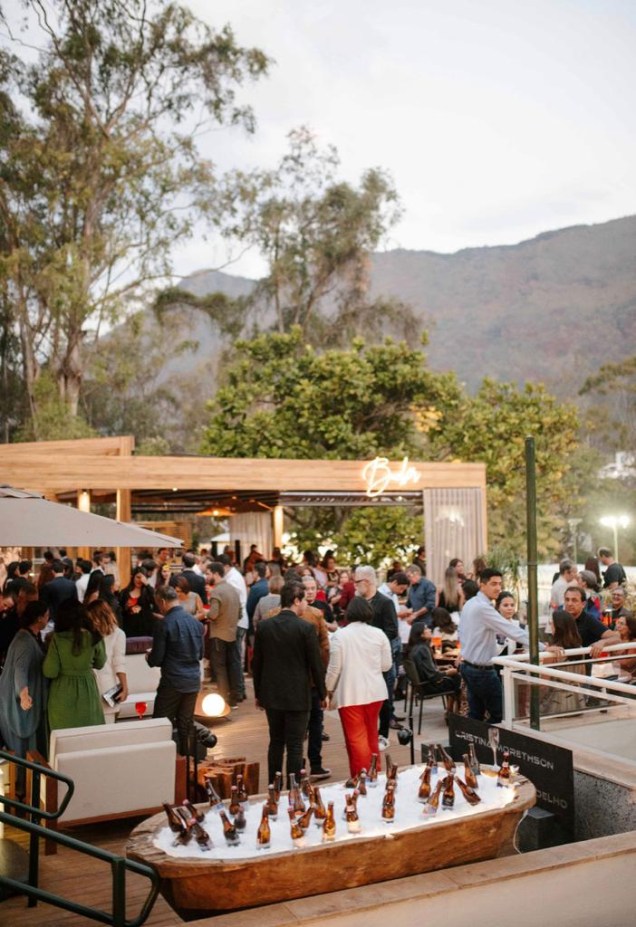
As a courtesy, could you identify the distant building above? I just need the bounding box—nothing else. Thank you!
[598,452,636,480]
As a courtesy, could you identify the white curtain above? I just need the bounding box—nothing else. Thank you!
[229,512,272,560]
[423,488,486,587]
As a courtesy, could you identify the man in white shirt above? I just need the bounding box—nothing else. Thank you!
[219,553,248,703]
[549,560,578,610]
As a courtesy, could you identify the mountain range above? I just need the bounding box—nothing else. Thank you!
[174,214,636,396]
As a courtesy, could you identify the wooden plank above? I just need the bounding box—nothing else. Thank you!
[0,454,486,493]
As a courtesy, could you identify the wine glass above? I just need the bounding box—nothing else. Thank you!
[487,726,500,768]
[135,700,148,720]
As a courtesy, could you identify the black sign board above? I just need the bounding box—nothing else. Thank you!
[446,716,575,834]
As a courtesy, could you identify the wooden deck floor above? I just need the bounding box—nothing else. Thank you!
[1,678,446,926]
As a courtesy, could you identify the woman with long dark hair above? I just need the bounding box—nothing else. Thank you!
[43,599,106,730]
[118,567,156,637]
[541,610,586,714]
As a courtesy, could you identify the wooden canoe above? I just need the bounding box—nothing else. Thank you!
[127,773,535,919]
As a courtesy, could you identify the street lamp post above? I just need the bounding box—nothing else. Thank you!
[599,515,630,560]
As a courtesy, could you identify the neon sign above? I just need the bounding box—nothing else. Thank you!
[362,456,422,497]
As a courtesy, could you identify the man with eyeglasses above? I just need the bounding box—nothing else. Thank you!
[353,566,400,749]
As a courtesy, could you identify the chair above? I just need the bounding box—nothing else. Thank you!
[402,657,449,734]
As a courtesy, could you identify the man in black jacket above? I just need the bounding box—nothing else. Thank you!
[40,560,78,622]
[252,581,326,786]
[179,552,208,605]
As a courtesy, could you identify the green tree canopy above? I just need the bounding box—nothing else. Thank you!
[0,0,269,436]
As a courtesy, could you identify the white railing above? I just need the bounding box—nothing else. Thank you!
[493,643,636,728]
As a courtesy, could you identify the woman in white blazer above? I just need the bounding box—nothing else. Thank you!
[325,596,392,779]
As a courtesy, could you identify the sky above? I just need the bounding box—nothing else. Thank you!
[179,0,636,279]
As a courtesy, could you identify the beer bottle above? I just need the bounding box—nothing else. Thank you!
[387,762,399,790]
[422,780,443,816]
[441,774,455,809]
[312,786,327,824]
[172,807,193,846]
[204,777,223,811]
[454,775,481,806]
[427,745,439,775]
[163,802,183,833]
[297,802,314,831]
[219,809,240,845]
[288,806,305,846]
[358,769,368,796]
[322,801,336,841]
[182,798,205,823]
[384,752,394,776]
[368,754,379,787]
[438,744,455,774]
[381,781,395,822]
[228,785,241,817]
[497,749,511,788]
[192,820,213,850]
[273,771,283,803]
[236,773,249,803]
[345,794,361,833]
[418,764,432,802]
[468,742,481,776]
[288,773,306,815]
[256,804,271,849]
[265,784,279,821]
[462,754,478,790]
[300,767,312,798]
[233,804,247,831]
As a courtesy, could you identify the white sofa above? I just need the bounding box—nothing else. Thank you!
[40,718,177,828]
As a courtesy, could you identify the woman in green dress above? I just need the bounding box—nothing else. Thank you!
[43,599,107,730]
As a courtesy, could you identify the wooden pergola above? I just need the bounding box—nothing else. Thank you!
[0,437,487,584]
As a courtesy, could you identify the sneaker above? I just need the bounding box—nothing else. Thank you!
[378,735,390,751]
[321,731,330,741]
[310,767,331,780]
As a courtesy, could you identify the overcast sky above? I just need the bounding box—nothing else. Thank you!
[179,0,636,279]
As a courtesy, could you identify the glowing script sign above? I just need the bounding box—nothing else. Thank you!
[362,457,422,498]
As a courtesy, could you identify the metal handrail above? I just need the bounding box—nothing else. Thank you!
[0,751,159,927]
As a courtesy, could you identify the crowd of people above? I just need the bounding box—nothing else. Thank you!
[0,542,633,796]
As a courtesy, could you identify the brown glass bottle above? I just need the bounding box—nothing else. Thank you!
[163,802,183,833]
[345,794,361,833]
[236,773,249,803]
[441,774,455,809]
[265,784,279,821]
[368,753,379,787]
[288,773,306,814]
[182,798,205,823]
[233,804,247,831]
[204,777,222,810]
[454,775,481,806]
[273,771,283,802]
[462,754,479,790]
[422,779,443,816]
[497,749,511,788]
[297,803,314,831]
[438,744,456,774]
[256,804,271,849]
[427,745,439,774]
[312,786,327,825]
[418,764,432,802]
[322,801,336,841]
[219,809,239,845]
[384,752,394,776]
[288,806,305,845]
[468,741,481,776]
[382,781,396,822]
[191,820,213,850]
[228,785,241,816]
[300,767,312,798]
[358,769,368,796]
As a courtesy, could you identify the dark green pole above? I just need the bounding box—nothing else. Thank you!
[525,436,540,730]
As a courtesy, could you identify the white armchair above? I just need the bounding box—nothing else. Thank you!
[35,718,177,833]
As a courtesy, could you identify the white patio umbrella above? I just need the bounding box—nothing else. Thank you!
[0,485,182,548]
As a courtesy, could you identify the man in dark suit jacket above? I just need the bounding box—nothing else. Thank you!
[179,552,208,605]
[252,580,327,786]
[40,560,78,622]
